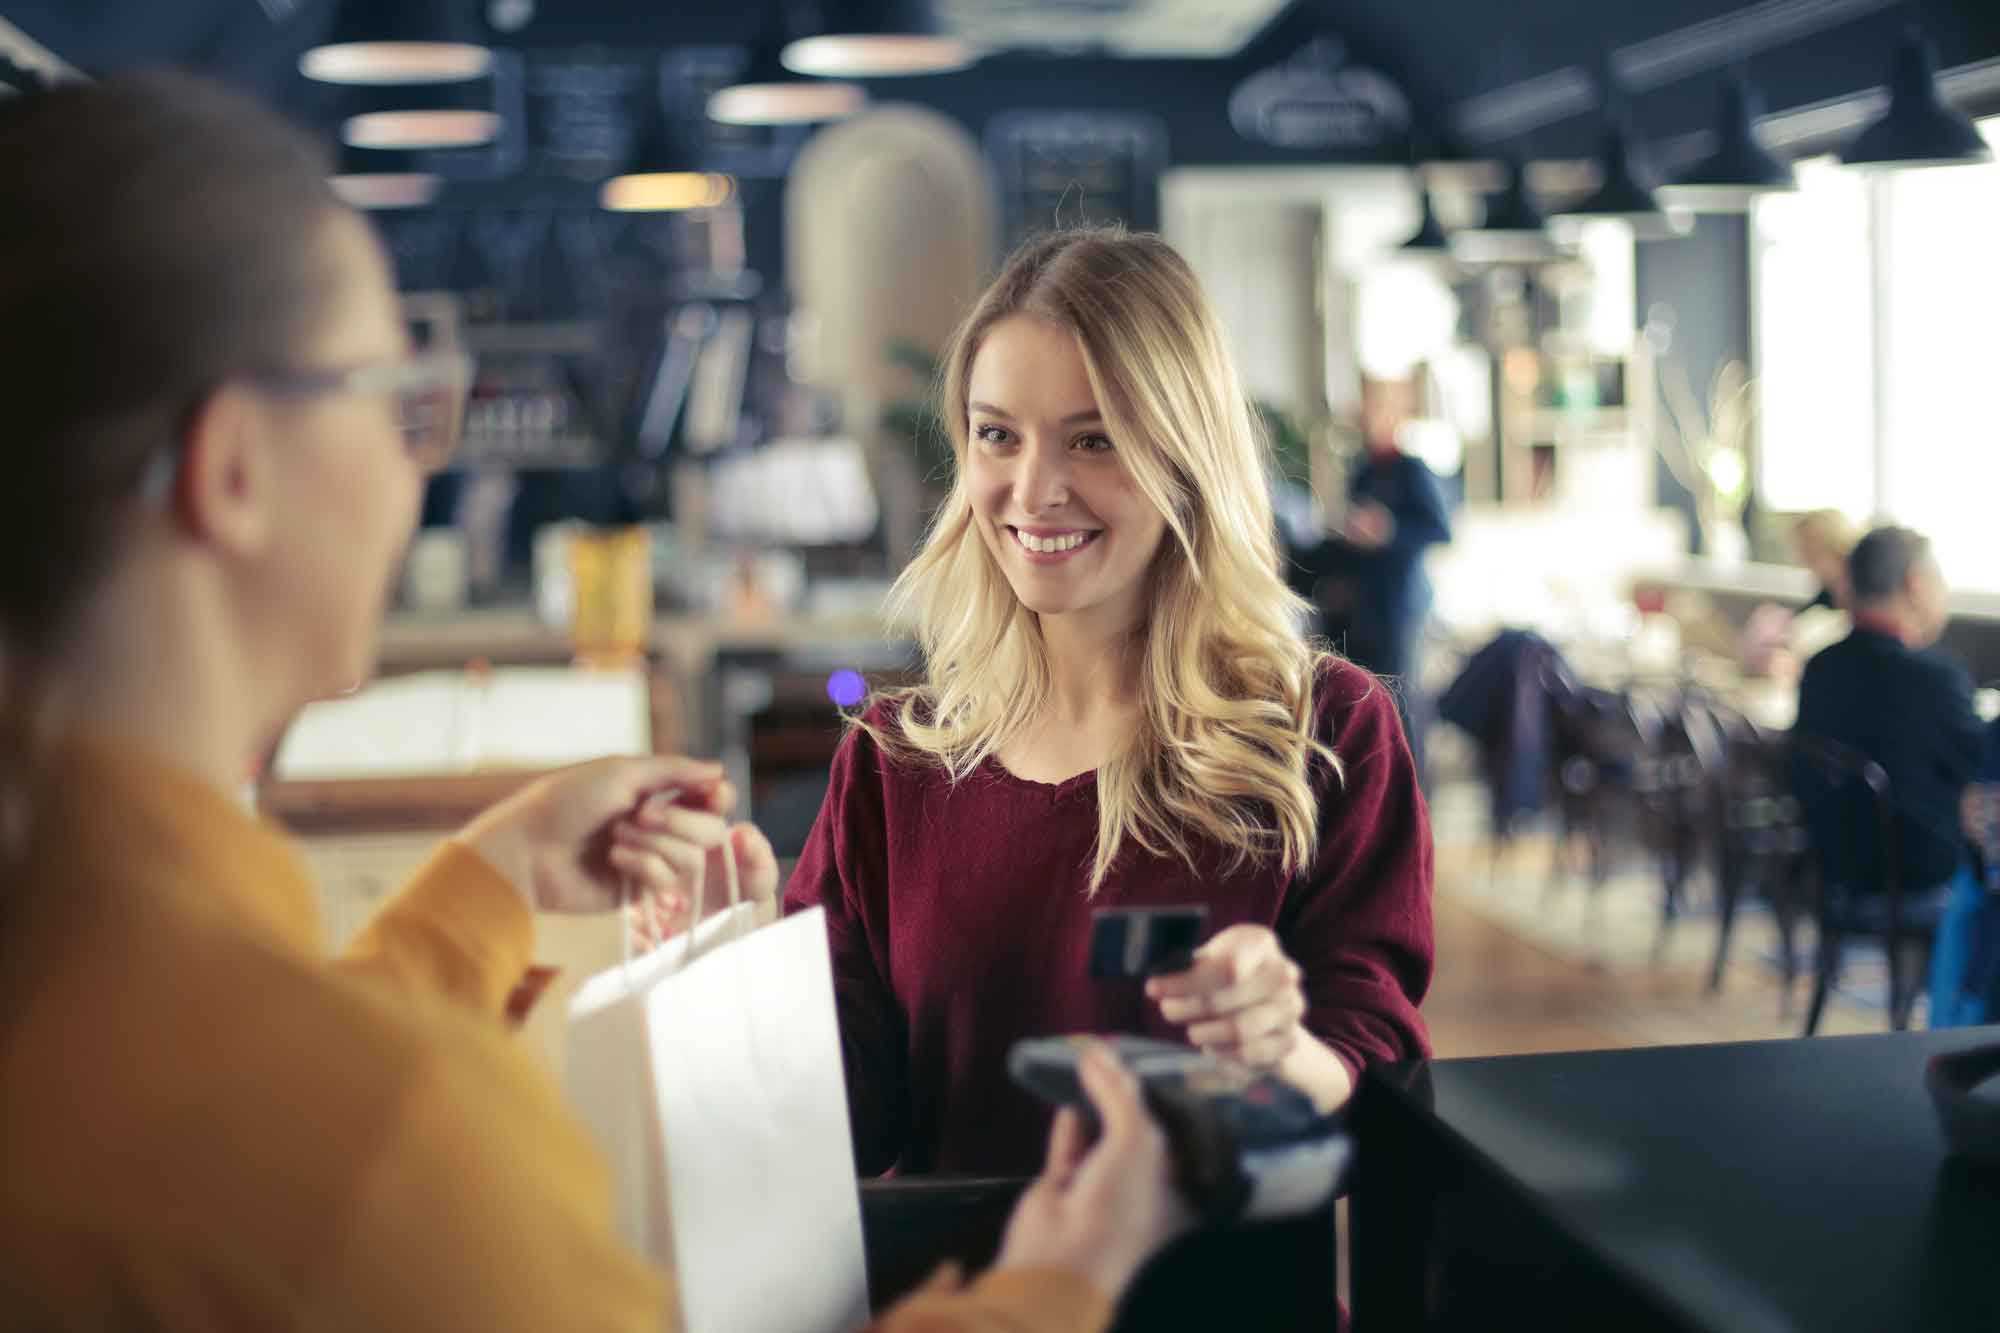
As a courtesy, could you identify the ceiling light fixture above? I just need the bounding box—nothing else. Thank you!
[1398,186,1452,256]
[1840,27,1993,170]
[1551,116,1693,240]
[344,109,500,150]
[780,0,975,78]
[301,0,492,85]
[710,4,869,126]
[1451,160,1568,265]
[1661,73,1796,212]
[601,121,736,212]
[329,145,443,210]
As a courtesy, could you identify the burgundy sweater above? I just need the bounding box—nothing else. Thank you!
[783,658,1434,1176]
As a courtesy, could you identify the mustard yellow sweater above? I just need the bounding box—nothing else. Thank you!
[0,736,1107,1333]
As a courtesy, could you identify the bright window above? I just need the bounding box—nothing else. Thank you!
[1752,157,1875,520]
[1753,122,2000,592]
[1877,123,2000,590]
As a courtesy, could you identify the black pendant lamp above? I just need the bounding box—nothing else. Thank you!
[781,0,975,78]
[302,0,492,86]
[710,6,868,126]
[1841,27,1992,170]
[1663,74,1796,212]
[1552,116,1692,240]
[1451,160,1565,265]
[1398,185,1452,256]
[601,120,735,213]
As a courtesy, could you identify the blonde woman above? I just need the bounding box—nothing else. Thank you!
[785,229,1434,1176]
[1792,508,1860,611]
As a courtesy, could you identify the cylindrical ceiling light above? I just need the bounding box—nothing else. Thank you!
[1661,74,1796,212]
[710,15,867,125]
[780,0,975,78]
[1840,27,1993,170]
[345,109,500,150]
[341,75,501,150]
[600,123,736,213]
[329,145,443,209]
[301,0,492,85]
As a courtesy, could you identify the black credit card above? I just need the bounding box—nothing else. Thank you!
[1089,905,1208,979]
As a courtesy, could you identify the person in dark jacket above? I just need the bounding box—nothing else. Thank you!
[1339,376,1453,687]
[1286,376,1451,778]
[1791,526,1987,1024]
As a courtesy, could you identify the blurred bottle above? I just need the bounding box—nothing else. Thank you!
[567,524,652,668]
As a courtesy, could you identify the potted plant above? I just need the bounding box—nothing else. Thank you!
[1659,358,1755,565]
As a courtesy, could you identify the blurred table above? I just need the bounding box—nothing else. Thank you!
[1352,1030,2000,1331]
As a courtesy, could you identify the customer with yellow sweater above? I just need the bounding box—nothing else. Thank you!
[0,73,1186,1331]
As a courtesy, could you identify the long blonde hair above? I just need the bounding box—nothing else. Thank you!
[863,227,1337,892]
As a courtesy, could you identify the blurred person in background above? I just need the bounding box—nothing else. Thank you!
[1286,374,1452,776]
[786,228,1434,1179]
[1956,720,2000,1023]
[1793,508,1860,612]
[0,73,1186,1332]
[1791,526,1989,1027]
[1738,509,1858,680]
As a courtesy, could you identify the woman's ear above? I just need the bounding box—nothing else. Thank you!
[174,385,274,556]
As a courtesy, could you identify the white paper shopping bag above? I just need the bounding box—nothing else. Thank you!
[565,901,869,1333]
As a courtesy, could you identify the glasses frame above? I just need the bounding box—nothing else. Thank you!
[138,347,476,504]
[251,346,476,469]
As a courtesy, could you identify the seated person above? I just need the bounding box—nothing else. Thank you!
[1791,526,1985,1015]
[1738,510,1859,680]
[0,75,1185,1332]
[786,228,1434,1178]
[1944,721,2000,1025]
[1792,508,1860,612]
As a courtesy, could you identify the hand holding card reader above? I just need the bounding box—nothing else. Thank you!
[1008,1036,1350,1224]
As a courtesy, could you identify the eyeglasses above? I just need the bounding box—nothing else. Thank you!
[137,347,476,504]
[250,347,476,473]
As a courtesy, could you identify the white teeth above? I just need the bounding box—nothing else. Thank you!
[1015,530,1091,554]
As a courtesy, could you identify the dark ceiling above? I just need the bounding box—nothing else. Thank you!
[6,0,1997,167]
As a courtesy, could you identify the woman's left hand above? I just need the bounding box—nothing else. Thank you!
[1147,924,1308,1070]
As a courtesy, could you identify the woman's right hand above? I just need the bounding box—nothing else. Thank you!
[993,1041,1192,1301]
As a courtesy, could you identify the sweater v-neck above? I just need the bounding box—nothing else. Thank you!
[980,754,1100,802]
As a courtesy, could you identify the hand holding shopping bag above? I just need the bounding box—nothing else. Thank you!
[565,818,867,1332]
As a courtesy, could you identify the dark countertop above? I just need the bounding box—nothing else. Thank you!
[1357,1029,2000,1332]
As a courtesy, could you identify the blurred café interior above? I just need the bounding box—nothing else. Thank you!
[7,0,2000,1326]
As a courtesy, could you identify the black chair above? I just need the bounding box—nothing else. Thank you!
[1707,712,1811,1005]
[1791,734,1940,1035]
[1629,690,1726,953]
[1549,686,1653,899]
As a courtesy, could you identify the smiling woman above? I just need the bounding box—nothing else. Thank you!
[964,314,1166,623]
[784,227,1436,1178]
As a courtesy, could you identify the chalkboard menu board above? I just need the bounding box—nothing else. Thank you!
[522,47,651,180]
[985,111,1168,247]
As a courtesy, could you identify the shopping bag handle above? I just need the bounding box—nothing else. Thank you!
[619,793,745,982]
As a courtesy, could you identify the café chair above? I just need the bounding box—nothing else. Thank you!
[1549,685,1653,901]
[1630,691,1726,954]
[1791,734,1944,1036]
[1706,712,1812,1006]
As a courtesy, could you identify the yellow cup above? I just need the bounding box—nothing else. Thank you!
[567,525,652,668]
